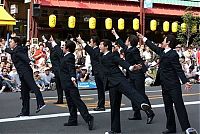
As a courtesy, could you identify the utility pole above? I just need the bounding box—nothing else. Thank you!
[140,0,145,44]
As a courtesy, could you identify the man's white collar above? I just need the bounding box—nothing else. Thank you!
[64,52,70,56]
[164,48,171,53]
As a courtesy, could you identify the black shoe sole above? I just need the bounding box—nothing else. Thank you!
[88,116,94,130]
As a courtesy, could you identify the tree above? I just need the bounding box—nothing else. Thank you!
[177,7,200,47]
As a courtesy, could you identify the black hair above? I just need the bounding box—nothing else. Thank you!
[166,34,177,49]
[1,68,7,72]
[91,36,100,46]
[65,40,76,53]
[128,34,138,47]
[11,37,21,45]
[101,39,112,51]
[44,34,51,41]
[180,56,185,59]
[67,34,73,40]
[56,40,61,46]
[39,42,44,47]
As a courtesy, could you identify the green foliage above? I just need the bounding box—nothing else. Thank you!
[177,7,200,47]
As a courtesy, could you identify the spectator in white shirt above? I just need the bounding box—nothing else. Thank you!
[142,46,152,62]
[40,67,54,88]
[9,67,21,90]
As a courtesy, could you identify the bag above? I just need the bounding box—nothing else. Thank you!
[77,57,85,65]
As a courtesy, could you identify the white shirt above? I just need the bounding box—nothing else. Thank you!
[103,51,110,56]
[64,52,70,57]
[40,72,55,85]
[164,48,171,53]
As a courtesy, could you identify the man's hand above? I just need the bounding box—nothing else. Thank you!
[111,28,117,36]
[185,82,192,91]
[133,64,142,70]
[136,32,144,39]
[76,34,84,44]
[71,77,77,87]
[42,35,47,43]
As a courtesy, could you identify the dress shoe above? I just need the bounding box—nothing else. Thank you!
[141,103,155,124]
[88,116,94,130]
[162,129,176,134]
[146,111,155,124]
[93,107,105,111]
[16,113,29,117]
[36,104,46,113]
[63,122,78,126]
[53,101,64,104]
[105,131,121,134]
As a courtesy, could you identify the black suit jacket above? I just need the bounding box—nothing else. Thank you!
[117,38,147,78]
[100,51,131,89]
[5,45,32,77]
[145,39,188,90]
[59,53,77,89]
[46,42,63,72]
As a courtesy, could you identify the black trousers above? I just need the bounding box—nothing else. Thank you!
[54,71,64,102]
[20,72,44,115]
[129,73,151,113]
[162,86,190,131]
[109,78,147,133]
[94,74,105,108]
[64,86,92,123]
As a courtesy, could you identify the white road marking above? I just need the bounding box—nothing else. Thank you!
[146,90,162,93]
[0,101,199,123]
[31,93,110,100]
[31,90,162,100]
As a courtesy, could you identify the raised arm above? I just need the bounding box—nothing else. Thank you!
[76,35,98,59]
[5,48,14,54]
[137,32,163,55]
[111,28,128,50]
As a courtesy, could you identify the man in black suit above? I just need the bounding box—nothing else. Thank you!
[5,37,45,116]
[57,40,94,130]
[98,39,154,134]
[112,28,152,121]
[77,35,105,111]
[137,33,194,134]
[43,34,64,104]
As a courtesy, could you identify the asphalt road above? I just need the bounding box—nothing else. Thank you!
[0,85,199,134]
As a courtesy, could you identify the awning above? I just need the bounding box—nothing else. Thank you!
[39,0,200,16]
[39,0,140,13]
[0,6,16,25]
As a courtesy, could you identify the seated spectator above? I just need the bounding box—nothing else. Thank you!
[76,65,82,80]
[32,43,47,65]
[185,65,199,83]
[9,66,21,91]
[33,69,45,91]
[6,62,12,73]
[40,67,54,90]
[0,68,17,93]
[77,67,90,82]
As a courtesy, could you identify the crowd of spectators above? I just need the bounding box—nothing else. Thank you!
[0,35,199,93]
